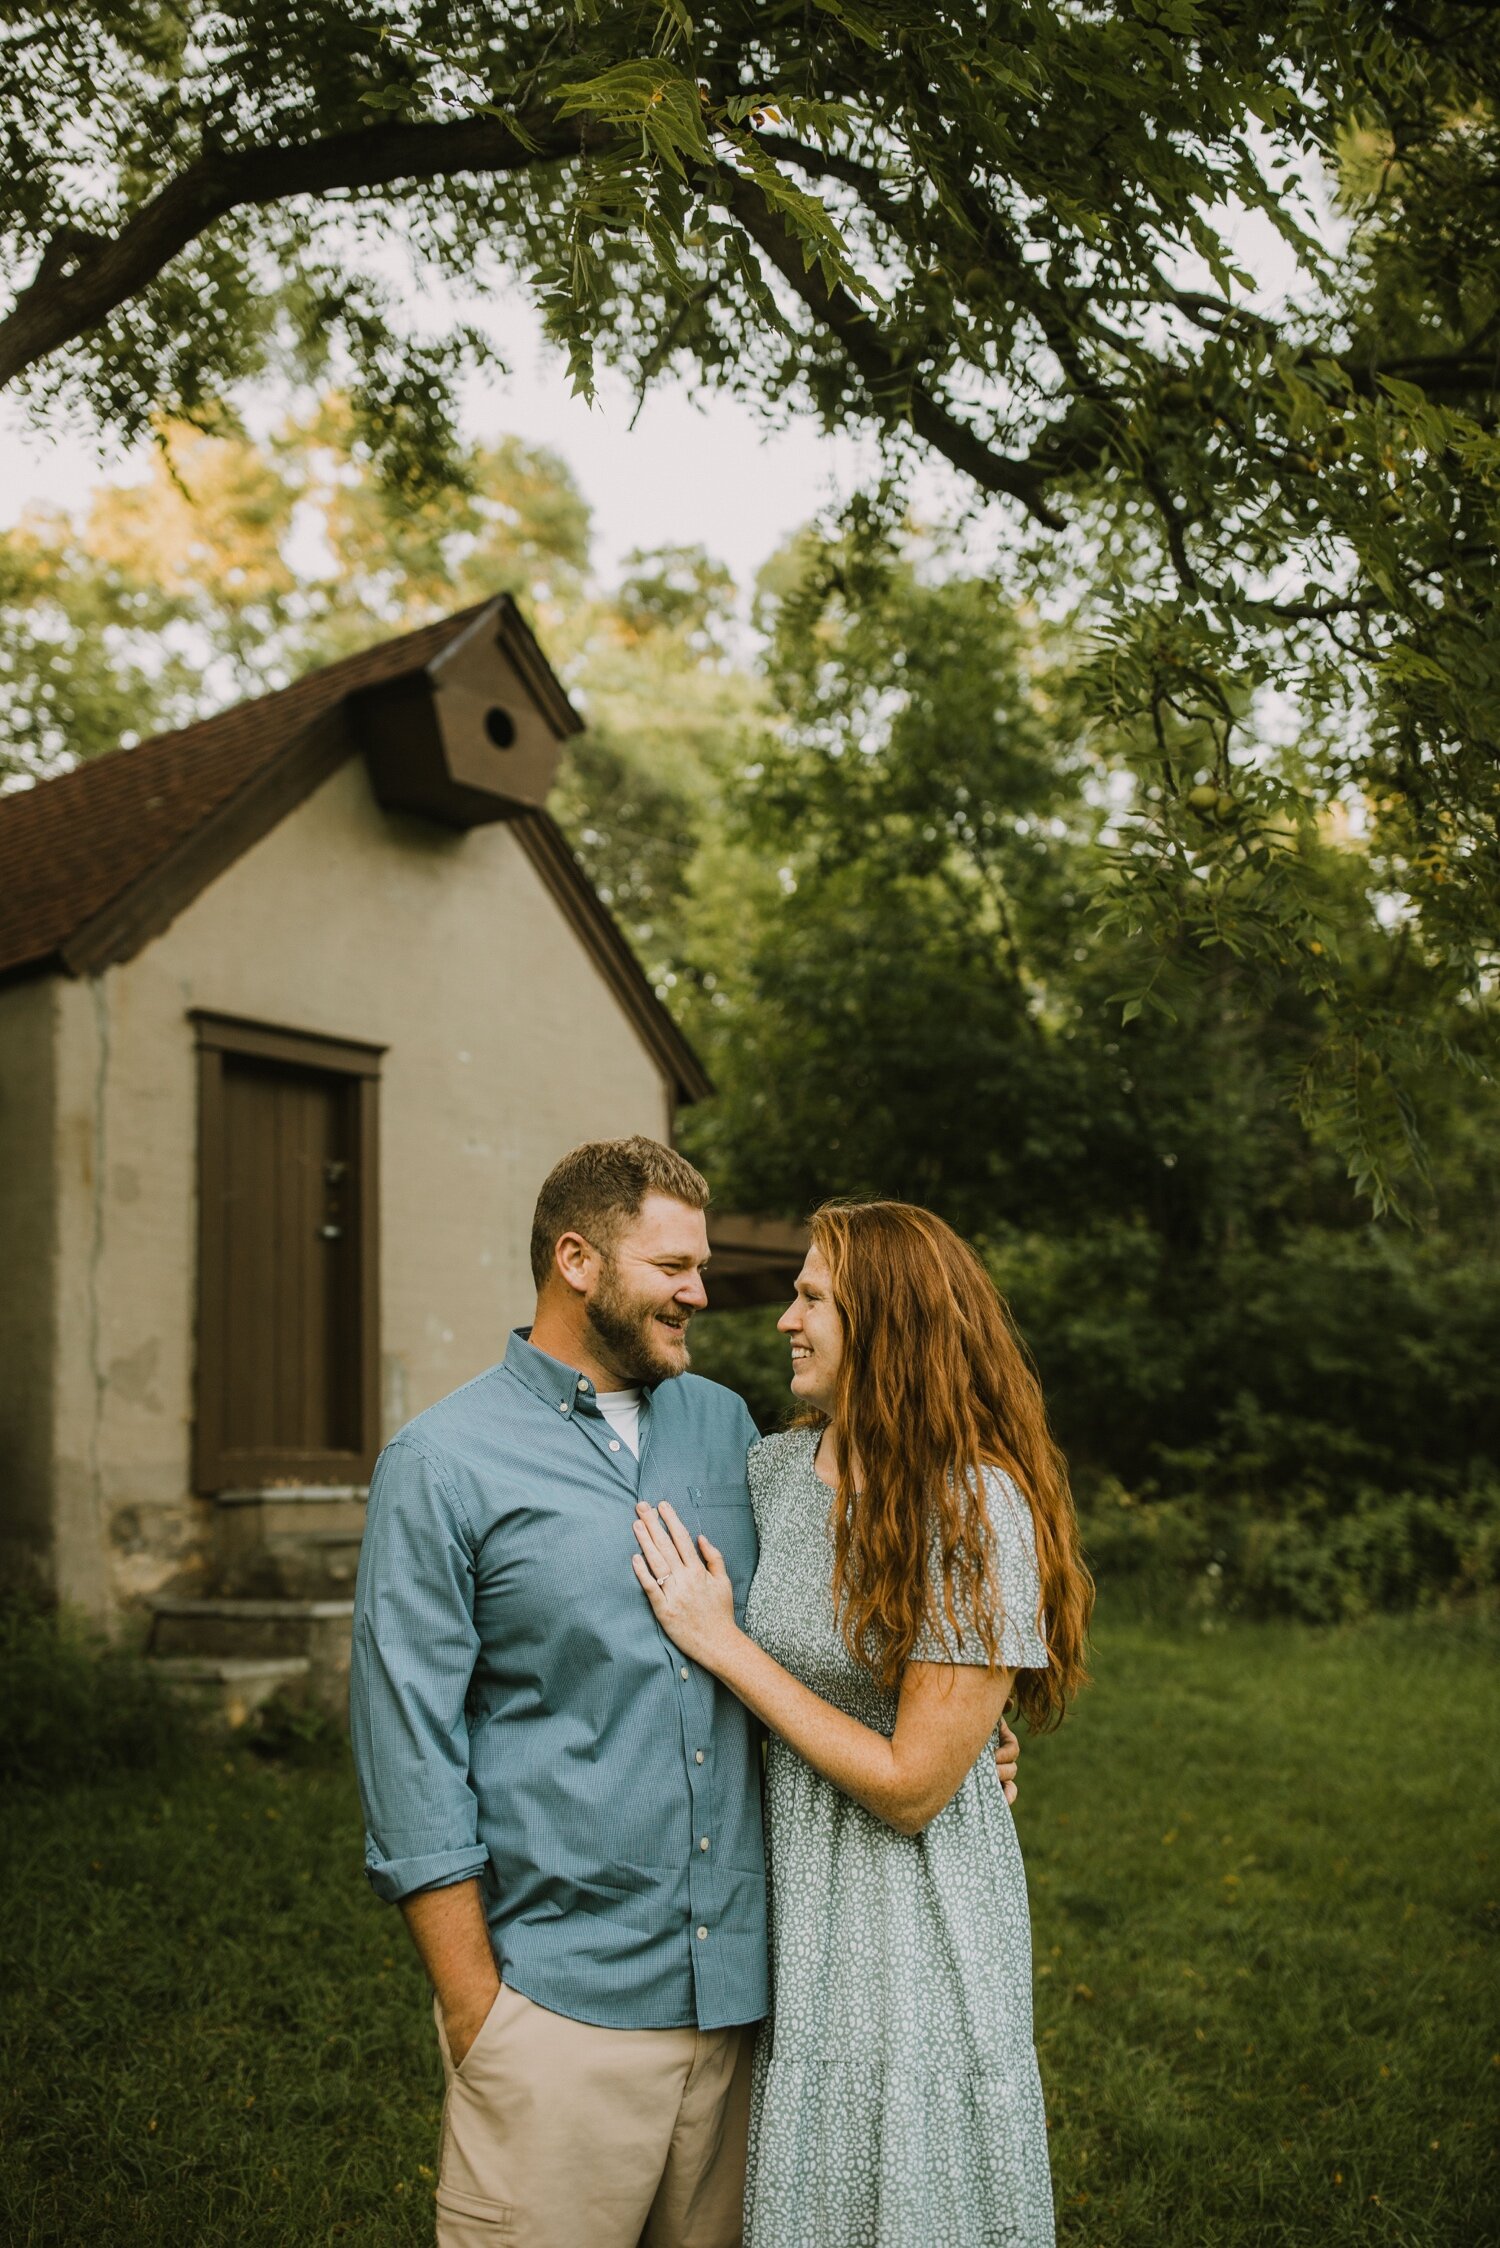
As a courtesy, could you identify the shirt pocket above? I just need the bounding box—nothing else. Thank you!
[684,1481,758,1622]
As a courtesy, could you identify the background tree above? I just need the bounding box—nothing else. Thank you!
[3,1,1496,1199]
[4,412,1496,1615]
[678,520,1500,1619]
[548,541,770,989]
[0,401,588,781]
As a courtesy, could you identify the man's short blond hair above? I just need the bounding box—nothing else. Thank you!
[529,1137,710,1289]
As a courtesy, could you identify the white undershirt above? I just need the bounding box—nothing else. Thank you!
[596,1387,644,1458]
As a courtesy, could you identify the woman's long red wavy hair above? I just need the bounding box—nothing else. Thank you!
[806,1199,1092,1732]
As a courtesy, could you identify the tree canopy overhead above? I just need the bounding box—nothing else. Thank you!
[3,2,1497,1197]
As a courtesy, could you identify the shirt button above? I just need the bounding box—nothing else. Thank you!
[609,1440,621,1452]
[577,1377,589,1391]
[700,1836,710,1852]
[696,1926,708,1941]
[680,1665,689,1681]
[694,1750,704,1764]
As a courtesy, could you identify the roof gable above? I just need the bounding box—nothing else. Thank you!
[0,603,489,985]
[0,598,710,1102]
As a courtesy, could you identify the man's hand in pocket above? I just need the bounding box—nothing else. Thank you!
[445,1983,501,2068]
[399,1879,502,2065]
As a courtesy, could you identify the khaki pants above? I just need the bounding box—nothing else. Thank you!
[433,1983,755,2248]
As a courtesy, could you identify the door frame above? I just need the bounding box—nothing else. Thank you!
[192,1010,384,1493]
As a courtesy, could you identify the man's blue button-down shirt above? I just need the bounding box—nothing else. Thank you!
[350,1329,767,2032]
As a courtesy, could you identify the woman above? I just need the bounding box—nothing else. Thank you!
[631,1198,1093,2248]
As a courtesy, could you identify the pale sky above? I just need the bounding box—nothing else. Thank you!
[0,280,887,596]
[0,155,1329,599]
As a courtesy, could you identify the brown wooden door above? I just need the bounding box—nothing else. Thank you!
[219,1057,359,1460]
[194,1014,381,1491]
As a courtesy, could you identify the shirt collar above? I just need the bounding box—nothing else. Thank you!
[504,1327,589,1417]
[503,1327,654,1422]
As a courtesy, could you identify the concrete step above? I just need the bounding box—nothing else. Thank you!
[214,1484,369,1538]
[215,1484,370,1500]
[147,1597,354,1716]
[148,1654,312,1727]
[217,1529,366,1600]
[212,1485,368,1598]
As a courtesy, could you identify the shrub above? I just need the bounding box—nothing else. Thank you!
[1078,1477,1500,1626]
[989,1221,1500,1508]
[0,1596,191,1788]
[696,1271,1500,1625]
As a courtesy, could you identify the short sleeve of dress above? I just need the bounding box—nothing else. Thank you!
[745,1428,777,1535]
[909,1465,1049,1670]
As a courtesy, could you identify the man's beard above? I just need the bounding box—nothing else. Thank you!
[585,1259,693,1385]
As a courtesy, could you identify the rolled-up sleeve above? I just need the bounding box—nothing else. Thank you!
[350,1437,491,1904]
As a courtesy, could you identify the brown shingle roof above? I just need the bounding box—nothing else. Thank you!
[0,598,711,1103]
[0,604,488,984]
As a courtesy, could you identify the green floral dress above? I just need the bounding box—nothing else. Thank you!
[742,1428,1055,2248]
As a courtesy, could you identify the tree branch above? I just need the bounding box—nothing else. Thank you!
[745,129,913,235]
[1262,591,1380,623]
[1331,347,1500,401]
[772,112,1127,400]
[1142,458,1200,593]
[711,161,1065,526]
[0,108,589,391]
[742,126,1144,496]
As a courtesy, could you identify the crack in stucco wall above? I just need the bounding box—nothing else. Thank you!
[85,975,110,1549]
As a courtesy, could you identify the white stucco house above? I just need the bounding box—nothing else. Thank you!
[0,596,799,1716]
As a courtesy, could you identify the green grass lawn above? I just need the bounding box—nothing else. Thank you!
[1022,1619,1499,2248]
[1,1617,1496,2247]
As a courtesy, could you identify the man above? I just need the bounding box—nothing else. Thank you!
[351,1137,1020,2248]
